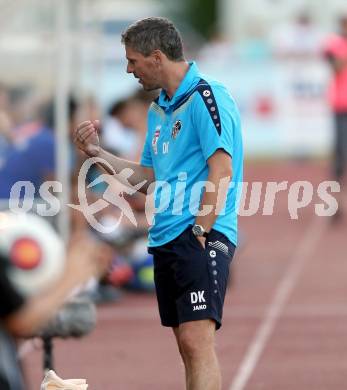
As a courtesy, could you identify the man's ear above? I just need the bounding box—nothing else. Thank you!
[152,50,163,65]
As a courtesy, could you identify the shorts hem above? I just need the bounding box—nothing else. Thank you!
[161,322,180,328]
[177,314,222,330]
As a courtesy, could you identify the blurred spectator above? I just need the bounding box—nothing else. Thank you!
[8,86,43,144]
[323,14,347,219]
[102,89,157,160]
[102,98,138,158]
[0,98,78,201]
[0,234,111,390]
[102,91,156,214]
[70,92,157,297]
[90,90,158,293]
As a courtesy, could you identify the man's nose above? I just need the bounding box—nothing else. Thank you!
[127,63,133,74]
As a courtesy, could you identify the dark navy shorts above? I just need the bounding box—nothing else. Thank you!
[148,226,236,330]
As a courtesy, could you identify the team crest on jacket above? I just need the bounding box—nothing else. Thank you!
[152,126,161,154]
[171,120,182,139]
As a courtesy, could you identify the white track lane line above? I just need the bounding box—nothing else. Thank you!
[229,218,326,390]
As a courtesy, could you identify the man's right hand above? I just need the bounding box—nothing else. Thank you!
[73,120,101,157]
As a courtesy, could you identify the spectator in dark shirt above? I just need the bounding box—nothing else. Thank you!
[0,98,78,201]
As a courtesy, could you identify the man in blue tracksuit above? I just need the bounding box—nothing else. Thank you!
[74,17,243,390]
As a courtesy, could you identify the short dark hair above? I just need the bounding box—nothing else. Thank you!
[121,17,184,61]
[108,99,129,117]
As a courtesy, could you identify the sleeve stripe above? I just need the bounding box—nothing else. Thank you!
[196,79,222,136]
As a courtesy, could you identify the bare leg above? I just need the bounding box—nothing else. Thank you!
[173,327,188,388]
[175,319,221,390]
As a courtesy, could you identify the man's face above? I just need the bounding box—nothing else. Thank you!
[125,46,161,91]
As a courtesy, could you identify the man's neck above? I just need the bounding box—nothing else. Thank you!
[161,61,190,99]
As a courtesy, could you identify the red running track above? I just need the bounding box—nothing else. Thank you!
[22,161,347,390]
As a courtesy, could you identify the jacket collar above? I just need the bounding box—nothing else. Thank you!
[157,61,200,109]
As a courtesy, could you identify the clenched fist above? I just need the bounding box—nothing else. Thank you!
[73,120,101,157]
